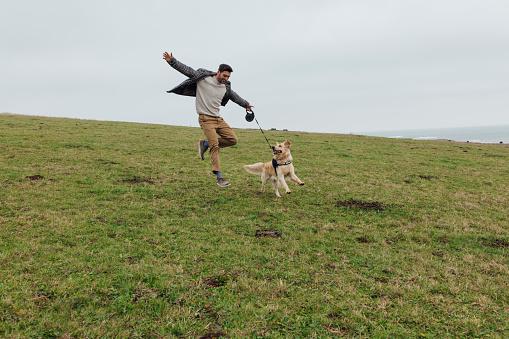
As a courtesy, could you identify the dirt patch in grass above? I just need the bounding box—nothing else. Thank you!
[255,229,282,238]
[483,238,509,248]
[199,330,226,339]
[417,175,439,180]
[326,262,340,269]
[336,199,390,211]
[327,311,342,319]
[26,175,44,180]
[356,235,373,243]
[405,175,439,183]
[121,176,154,184]
[204,275,229,288]
[62,143,93,149]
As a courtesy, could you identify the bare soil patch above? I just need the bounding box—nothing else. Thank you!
[255,229,282,238]
[121,176,154,184]
[199,330,226,339]
[336,199,390,211]
[356,235,373,243]
[26,175,44,180]
[204,275,229,288]
[483,238,509,248]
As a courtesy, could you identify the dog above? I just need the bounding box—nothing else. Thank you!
[244,140,304,197]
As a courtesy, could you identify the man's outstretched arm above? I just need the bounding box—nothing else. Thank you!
[162,51,199,78]
[229,88,254,111]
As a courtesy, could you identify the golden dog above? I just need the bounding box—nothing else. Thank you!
[244,140,304,197]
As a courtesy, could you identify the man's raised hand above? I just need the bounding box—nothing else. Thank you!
[163,52,173,62]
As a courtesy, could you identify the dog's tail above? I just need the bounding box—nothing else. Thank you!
[243,163,264,175]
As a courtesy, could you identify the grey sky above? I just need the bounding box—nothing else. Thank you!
[1,0,508,133]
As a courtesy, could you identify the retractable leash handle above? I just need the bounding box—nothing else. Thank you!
[246,108,273,150]
[245,108,254,122]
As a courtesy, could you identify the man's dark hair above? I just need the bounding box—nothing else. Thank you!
[218,64,233,73]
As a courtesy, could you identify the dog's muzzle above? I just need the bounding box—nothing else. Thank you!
[271,146,282,155]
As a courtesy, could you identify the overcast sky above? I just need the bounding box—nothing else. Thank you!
[1,0,508,134]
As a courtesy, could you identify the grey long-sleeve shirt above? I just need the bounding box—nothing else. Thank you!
[166,57,250,109]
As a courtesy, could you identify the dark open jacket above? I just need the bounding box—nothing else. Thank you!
[166,58,250,108]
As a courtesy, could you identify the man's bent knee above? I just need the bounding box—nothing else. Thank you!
[221,136,237,147]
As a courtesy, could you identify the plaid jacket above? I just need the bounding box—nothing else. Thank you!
[166,58,250,108]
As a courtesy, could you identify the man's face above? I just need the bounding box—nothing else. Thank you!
[216,71,231,84]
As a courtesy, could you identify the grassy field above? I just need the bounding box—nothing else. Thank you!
[1,113,508,338]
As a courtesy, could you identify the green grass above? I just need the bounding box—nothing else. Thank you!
[1,113,508,338]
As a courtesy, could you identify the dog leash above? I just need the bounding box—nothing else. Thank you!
[246,109,291,178]
[246,109,273,150]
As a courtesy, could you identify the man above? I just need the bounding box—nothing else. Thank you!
[163,51,253,187]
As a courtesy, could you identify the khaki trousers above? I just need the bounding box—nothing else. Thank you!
[198,115,237,173]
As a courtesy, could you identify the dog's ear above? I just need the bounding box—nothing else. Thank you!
[284,140,291,148]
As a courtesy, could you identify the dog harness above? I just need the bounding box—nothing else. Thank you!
[272,159,292,178]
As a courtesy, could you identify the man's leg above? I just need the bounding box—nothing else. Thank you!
[198,116,237,187]
[216,117,238,149]
[198,115,222,173]
[213,118,237,187]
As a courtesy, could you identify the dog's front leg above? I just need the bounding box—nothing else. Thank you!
[280,176,292,194]
[289,170,305,186]
[272,175,282,197]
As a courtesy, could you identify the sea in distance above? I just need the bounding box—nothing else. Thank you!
[361,125,509,144]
